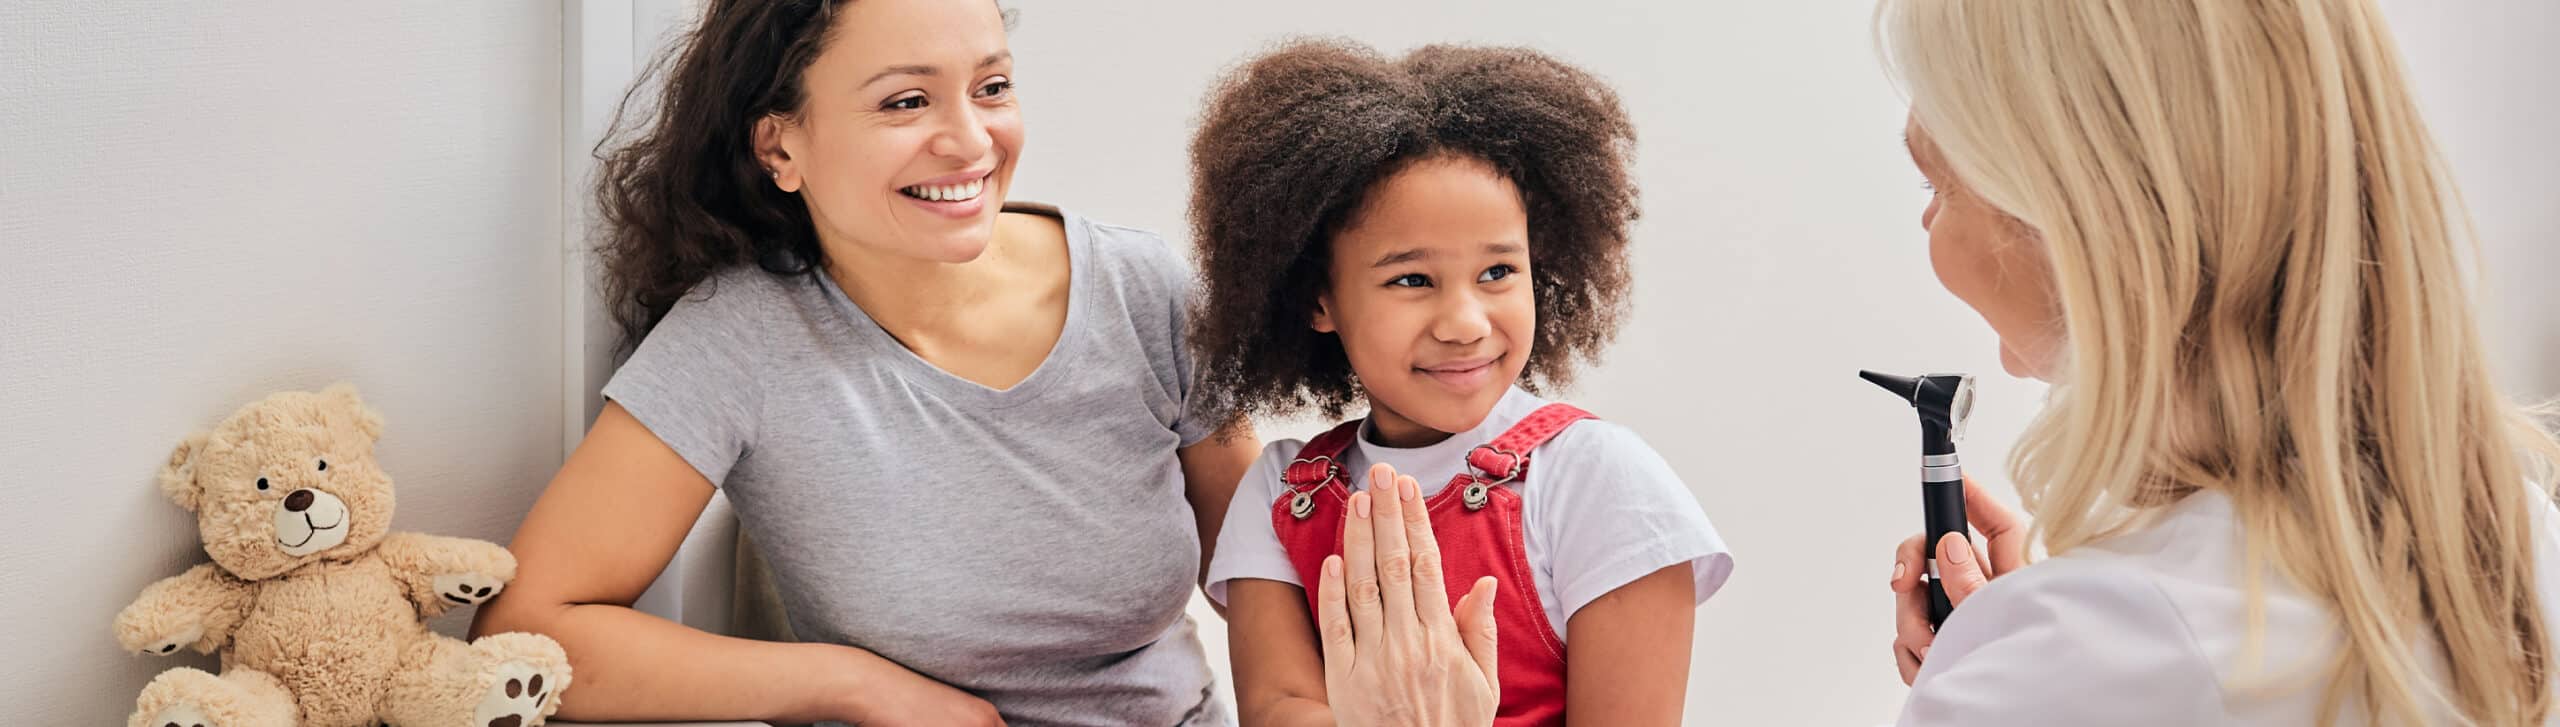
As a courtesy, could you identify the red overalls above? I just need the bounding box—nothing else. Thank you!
[1272,404,1594,727]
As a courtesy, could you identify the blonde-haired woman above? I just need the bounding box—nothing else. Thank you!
[1879,0,2560,724]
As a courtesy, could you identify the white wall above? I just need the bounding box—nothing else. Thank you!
[1001,1,2558,724]
[0,2,564,722]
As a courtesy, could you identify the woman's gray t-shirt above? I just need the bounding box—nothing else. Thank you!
[601,206,1227,726]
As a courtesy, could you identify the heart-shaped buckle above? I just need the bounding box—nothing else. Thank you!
[1466,445,1525,487]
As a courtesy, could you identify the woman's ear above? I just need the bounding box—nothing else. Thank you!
[754,114,802,194]
[1311,293,1338,334]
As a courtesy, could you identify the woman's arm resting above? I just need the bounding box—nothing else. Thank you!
[1564,564,1697,725]
[470,402,981,724]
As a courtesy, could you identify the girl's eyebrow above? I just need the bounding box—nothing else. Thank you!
[1371,241,1526,268]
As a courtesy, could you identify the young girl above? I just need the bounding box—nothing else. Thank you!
[1189,40,1733,725]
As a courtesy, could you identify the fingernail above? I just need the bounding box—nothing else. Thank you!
[1325,555,1341,578]
[1944,534,1971,564]
[1893,561,1905,583]
[1399,477,1418,501]
[1353,491,1371,519]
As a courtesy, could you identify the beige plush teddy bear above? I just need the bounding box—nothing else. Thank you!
[115,384,571,727]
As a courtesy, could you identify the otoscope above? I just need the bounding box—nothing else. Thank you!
[1860,370,1976,629]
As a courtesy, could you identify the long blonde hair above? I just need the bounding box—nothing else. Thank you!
[1880,0,2559,723]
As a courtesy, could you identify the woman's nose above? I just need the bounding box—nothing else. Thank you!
[1921,196,1941,231]
[928,104,994,162]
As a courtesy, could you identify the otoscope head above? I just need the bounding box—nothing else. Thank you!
[1860,370,1977,454]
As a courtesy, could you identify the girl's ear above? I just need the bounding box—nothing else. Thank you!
[1311,293,1338,333]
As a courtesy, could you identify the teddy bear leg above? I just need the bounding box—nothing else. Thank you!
[130,666,298,727]
[378,631,571,727]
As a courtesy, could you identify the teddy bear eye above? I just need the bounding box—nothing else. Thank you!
[316,458,328,472]
[255,477,270,491]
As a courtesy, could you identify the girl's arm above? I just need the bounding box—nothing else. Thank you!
[1563,564,1697,724]
[471,402,996,725]
[1226,578,1337,727]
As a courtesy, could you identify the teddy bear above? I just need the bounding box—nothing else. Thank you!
[114,384,571,727]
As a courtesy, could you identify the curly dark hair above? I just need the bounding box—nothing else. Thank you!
[1185,39,1640,427]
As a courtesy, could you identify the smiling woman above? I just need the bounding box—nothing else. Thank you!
[471,1,1263,725]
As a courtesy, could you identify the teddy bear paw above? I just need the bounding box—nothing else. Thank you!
[471,659,558,727]
[144,703,213,727]
[434,573,504,607]
[139,625,204,656]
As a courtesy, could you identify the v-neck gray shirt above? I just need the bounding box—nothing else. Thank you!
[602,206,1226,726]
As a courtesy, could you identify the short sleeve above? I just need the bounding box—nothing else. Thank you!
[1157,242,1216,448]
[598,283,766,487]
[1204,440,1307,604]
[1532,422,1734,623]
[1899,561,2223,726]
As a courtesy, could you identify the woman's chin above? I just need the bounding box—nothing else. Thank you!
[1999,341,2059,382]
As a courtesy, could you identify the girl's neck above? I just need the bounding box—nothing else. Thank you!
[1364,400,1459,449]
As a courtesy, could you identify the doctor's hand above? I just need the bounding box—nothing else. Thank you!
[1889,476,2029,685]
[1316,463,1502,727]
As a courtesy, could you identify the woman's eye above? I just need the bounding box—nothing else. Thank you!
[1388,273,1431,288]
[1478,265,1518,283]
[883,94,927,111]
[976,79,1013,98]
[1921,178,1937,192]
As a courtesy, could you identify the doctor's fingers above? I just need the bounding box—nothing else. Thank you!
[1935,531,1993,606]
[1959,476,2031,576]
[1891,533,1927,593]
[1893,579,1935,685]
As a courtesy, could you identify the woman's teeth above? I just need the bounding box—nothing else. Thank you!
[901,177,985,202]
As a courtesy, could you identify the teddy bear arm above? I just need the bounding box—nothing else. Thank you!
[379,531,519,616]
[115,564,254,655]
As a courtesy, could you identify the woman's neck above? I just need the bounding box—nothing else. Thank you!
[821,227,1017,342]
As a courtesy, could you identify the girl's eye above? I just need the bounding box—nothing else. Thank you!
[1388,273,1431,288]
[883,94,927,111]
[1479,264,1518,283]
[976,79,1013,99]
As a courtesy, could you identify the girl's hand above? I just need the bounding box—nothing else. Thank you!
[1888,476,2030,685]
[1316,463,1502,727]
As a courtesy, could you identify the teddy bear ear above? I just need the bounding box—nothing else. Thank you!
[320,383,383,440]
[158,431,209,512]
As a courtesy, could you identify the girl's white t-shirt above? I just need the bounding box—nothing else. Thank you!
[1205,386,1734,637]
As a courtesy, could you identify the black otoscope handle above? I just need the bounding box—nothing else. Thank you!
[1922,477,1968,628]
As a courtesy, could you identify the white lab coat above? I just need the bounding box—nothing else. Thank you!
[1900,488,2560,726]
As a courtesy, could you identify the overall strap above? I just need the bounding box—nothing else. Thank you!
[1283,420,1364,489]
[1464,403,1597,484]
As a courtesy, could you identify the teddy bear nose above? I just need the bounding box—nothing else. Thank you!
[284,489,316,512]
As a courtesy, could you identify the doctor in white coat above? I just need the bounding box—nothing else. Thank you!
[1876,0,2560,725]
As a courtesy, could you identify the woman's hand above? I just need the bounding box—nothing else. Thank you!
[1315,463,1502,727]
[1889,476,2030,685]
[833,646,1005,727]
